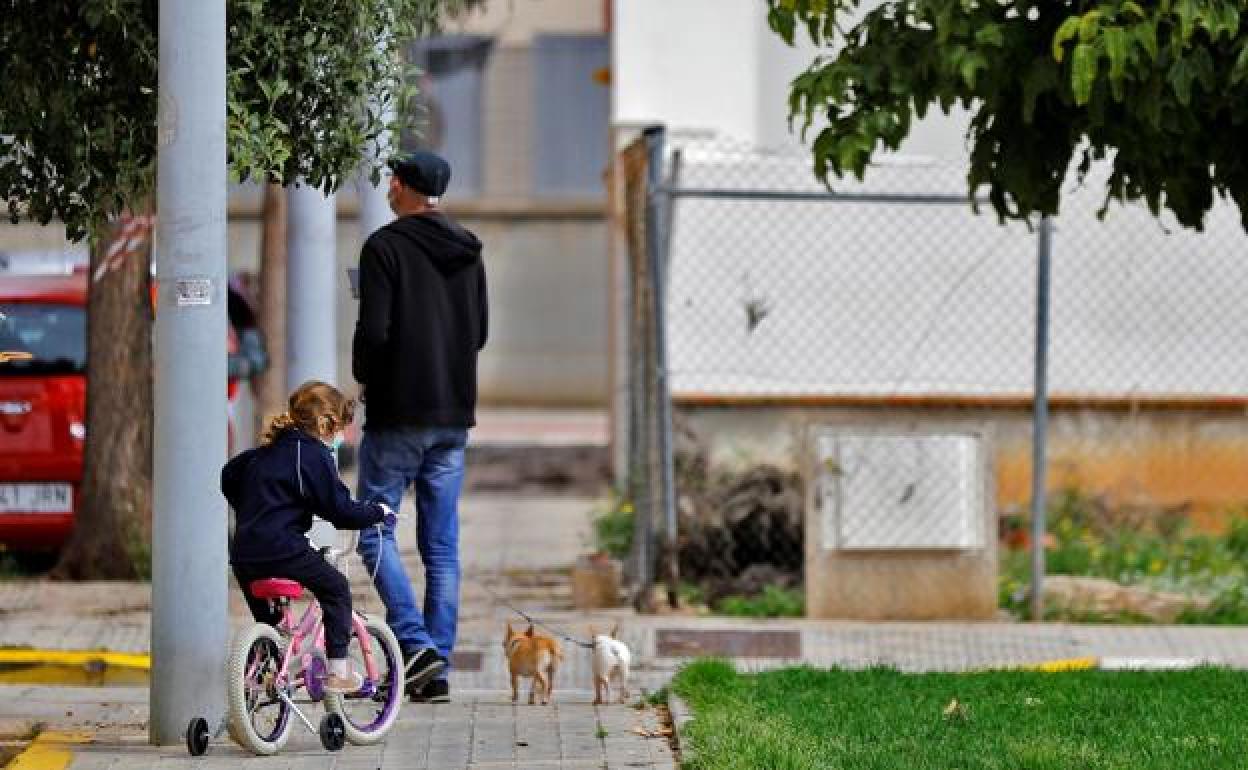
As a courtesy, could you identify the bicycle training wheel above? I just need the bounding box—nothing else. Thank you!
[324,614,404,745]
[226,622,293,755]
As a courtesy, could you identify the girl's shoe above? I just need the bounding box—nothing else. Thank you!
[325,671,364,694]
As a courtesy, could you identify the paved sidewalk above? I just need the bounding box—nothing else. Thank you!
[52,691,673,770]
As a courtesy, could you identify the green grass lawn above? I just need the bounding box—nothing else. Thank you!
[671,660,1248,770]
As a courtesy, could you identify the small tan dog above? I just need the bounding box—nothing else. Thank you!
[503,622,563,705]
[590,623,632,705]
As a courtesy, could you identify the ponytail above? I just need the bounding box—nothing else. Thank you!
[261,412,297,445]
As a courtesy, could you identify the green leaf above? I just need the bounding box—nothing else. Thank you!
[1103,27,1130,90]
[768,6,797,45]
[1175,0,1197,41]
[1134,20,1159,60]
[974,24,1004,47]
[1168,56,1195,105]
[1220,1,1241,41]
[1078,10,1103,42]
[1053,16,1080,62]
[960,52,987,90]
[1071,42,1099,105]
[1232,42,1248,84]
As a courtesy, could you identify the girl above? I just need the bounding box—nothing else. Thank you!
[222,380,393,693]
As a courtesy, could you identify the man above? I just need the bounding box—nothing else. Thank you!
[352,150,487,703]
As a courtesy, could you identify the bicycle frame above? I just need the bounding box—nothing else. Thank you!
[246,597,382,701]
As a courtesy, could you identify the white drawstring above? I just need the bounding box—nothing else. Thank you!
[296,440,304,495]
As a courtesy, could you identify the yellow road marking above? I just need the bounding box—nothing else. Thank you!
[0,650,148,670]
[1020,656,1100,672]
[0,650,149,686]
[5,731,90,770]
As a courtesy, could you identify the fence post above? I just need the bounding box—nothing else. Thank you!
[1030,215,1053,622]
[620,134,653,611]
[644,126,681,608]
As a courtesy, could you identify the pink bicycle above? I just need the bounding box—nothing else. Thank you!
[185,541,404,756]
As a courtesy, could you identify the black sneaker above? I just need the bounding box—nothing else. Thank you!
[403,647,446,692]
[410,678,450,704]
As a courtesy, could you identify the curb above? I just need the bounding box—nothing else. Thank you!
[666,692,694,766]
[0,649,149,686]
[5,731,90,770]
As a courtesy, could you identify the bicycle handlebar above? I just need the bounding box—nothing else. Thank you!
[316,512,411,578]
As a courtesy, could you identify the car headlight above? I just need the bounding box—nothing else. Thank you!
[69,421,86,440]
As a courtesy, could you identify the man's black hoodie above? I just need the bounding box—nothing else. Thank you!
[222,429,384,564]
[352,211,487,429]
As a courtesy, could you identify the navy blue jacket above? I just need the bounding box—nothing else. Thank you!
[222,428,384,564]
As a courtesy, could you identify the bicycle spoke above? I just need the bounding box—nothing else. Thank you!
[243,636,289,741]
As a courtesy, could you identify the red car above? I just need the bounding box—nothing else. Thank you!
[0,272,86,559]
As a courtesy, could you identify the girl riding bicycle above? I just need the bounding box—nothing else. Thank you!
[222,380,394,694]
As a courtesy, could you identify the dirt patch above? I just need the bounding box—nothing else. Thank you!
[677,457,804,605]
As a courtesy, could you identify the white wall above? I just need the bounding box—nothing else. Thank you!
[755,18,820,151]
[613,0,762,142]
[613,0,971,161]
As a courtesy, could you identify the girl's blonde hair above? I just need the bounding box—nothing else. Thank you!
[262,380,356,445]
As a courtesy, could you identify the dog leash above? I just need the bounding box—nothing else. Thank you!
[471,577,595,650]
[340,509,594,649]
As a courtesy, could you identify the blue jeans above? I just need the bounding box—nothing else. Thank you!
[355,426,467,675]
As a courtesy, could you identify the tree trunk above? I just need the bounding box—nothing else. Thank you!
[51,213,154,580]
[253,182,288,437]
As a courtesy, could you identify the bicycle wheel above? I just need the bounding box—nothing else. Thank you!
[324,614,404,745]
[226,623,293,755]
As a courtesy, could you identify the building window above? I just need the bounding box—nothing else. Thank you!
[532,34,609,199]
[404,35,494,199]
[405,33,608,202]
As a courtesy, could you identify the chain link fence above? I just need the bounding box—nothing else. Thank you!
[617,126,1248,623]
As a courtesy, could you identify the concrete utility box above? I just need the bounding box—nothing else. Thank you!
[805,426,997,620]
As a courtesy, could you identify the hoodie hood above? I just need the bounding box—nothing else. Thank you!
[386,212,482,274]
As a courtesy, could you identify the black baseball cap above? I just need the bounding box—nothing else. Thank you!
[387,150,451,199]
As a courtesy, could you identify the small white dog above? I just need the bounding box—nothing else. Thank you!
[590,623,631,705]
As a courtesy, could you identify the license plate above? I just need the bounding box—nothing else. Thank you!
[0,483,73,513]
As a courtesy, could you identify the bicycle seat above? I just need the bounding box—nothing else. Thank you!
[249,578,303,600]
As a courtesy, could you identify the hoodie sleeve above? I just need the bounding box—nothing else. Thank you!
[477,260,489,351]
[352,238,394,386]
[298,442,385,530]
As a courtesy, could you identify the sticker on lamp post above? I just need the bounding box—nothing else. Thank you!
[175,278,214,307]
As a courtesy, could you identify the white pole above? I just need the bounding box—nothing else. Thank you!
[358,167,394,239]
[287,184,338,547]
[151,0,229,744]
